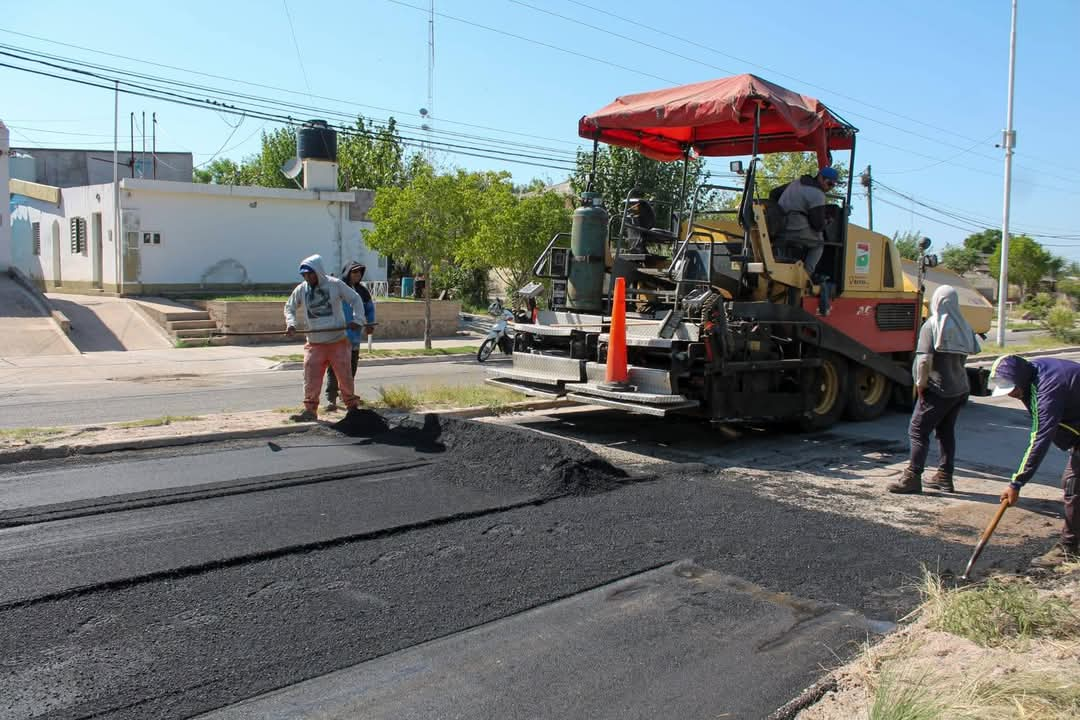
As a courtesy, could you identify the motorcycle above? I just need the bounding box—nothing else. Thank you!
[477,299,517,362]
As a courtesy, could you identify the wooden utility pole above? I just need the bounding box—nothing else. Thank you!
[860,165,873,231]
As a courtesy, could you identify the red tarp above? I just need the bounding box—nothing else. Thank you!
[578,74,856,165]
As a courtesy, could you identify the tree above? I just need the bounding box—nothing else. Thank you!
[364,163,473,348]
[337,116,414,190]
[459,180,572,302]
[754,152,847,199]
[192,158,256,185]
[940,245,981,275]
[987,234,1051,298]
[891,230,924,261]
[570,145,711,224]
[963,228,1001,254]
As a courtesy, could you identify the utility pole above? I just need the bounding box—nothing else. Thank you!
[860,164,873,231]
[152,112,157,179]
[113,81,121,295]
[129,112,135,178]
[996,0,1018,348]
[141,111,146,179]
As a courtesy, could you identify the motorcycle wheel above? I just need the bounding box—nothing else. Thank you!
[498,336,513,355]
[477,338,497,362]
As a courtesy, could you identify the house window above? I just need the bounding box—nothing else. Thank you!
[70,217,87,254]
[143,232,162,245]
[32,222,41,255]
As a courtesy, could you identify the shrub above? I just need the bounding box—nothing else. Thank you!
[1045,305,1078,342]
[1020,292,1056,320]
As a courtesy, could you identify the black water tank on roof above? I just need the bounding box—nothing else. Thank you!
[297,120,337,162]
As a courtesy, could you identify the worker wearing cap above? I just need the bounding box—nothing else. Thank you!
[990,354,1080,567]
[283,254,365,422]
[775,166,840,274]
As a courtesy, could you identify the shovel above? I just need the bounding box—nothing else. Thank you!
[960,498,1010,581]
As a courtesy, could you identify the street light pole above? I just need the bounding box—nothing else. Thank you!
[996,0,1018,348]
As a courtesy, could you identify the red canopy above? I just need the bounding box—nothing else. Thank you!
[578,74,856,165]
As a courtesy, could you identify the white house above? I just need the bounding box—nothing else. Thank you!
[9,146,386,295]
[0,121,11,270]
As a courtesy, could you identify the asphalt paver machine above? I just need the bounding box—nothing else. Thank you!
[489,74,991,429]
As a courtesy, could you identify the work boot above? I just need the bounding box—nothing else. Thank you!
[924,469,955,493]
[887,468,923,494]
[1030,543,1079,570]
[289,409,317,423]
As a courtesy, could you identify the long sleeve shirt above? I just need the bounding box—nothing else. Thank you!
[1009,358,1080,489]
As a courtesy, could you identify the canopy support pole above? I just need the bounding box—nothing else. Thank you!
[586,139,599,194]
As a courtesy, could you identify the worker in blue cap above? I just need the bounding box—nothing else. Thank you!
[774,166,840,273]
[990,353,1080,567]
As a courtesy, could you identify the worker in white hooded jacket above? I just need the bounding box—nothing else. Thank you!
[283,254,365,421]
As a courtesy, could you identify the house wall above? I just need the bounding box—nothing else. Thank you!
[11,182,120,292]
[9,179,385,295]
[0,122,10,270]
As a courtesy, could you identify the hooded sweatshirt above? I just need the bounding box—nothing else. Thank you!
[991,355,1080,489]
[912,285,980,396]
[283,254,363,345]
[340,261,376,347]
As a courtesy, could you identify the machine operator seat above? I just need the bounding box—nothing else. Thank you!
[624,196,678,255]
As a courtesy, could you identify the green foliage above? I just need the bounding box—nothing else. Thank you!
[892,230,924,261]
[921,572,1078,648]
[364,162,475,347]
[987,235,1051,297]
[940,245,981,274]
[1021,292,1057,319]
[1045,305,1078,342]
[460,183,571,298]
[1059,277,1080,301]
[570,145,711,222]
[869,672,944,720]
[192,158,256,185]
[754,152,847,199]
[963,228,1002,253]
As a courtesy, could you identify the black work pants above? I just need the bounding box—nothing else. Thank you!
[908,390,968,475]
[325,346,360,403]
[1062,445,1079,548]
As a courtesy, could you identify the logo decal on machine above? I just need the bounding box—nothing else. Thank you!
[854,242,870,274]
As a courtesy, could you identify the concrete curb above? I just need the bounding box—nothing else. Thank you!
[270,353,479,370]
[0,423,313,466]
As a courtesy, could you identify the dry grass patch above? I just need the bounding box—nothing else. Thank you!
[115,415,203,429]
[373,384,525,412]
[798,569,1080,720]
[0,427,65,445]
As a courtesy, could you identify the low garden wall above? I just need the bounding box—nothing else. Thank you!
[197,299,461,343]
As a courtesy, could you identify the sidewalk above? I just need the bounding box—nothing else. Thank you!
[0,335,482,387]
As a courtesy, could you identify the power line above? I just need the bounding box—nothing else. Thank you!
[281,0,314,102]
[0,27,585,150]
[0,54,580,173]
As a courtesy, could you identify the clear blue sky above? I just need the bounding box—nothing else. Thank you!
[3,1,1079,258]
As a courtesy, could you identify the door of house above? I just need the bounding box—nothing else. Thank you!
[123,231,141,290]
[51,220,62,287]
[91,213,103,289]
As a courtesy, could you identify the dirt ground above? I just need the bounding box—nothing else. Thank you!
[796,567,1080,719]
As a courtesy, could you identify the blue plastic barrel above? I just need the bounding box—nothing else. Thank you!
[401,277,415,298]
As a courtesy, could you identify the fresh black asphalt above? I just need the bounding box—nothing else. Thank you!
[0,416,1046,719]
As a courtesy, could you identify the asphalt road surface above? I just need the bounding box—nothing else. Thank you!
[0,410,1048,720]
[0,359,492,429]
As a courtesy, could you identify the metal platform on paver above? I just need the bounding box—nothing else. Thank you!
[198,561,877,720]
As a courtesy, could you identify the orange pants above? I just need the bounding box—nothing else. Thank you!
[303,338,358,414]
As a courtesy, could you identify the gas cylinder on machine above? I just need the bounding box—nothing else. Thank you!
[566,192,608,312]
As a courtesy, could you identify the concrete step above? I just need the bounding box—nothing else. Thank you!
[161,310,212,322]
[174,328,216,339]
[166,319,218,331]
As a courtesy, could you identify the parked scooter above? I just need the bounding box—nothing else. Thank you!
[477,299,517,362]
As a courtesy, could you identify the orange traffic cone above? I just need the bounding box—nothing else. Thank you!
[603,276,629,387]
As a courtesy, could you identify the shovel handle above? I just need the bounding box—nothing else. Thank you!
[961,498,1010,580]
